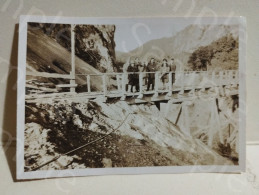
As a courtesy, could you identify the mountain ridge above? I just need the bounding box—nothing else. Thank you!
[116,24,239,70]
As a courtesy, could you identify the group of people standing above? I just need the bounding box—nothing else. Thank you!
[125,57,177,92]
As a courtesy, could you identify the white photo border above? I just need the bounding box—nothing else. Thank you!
[17,16,246,180]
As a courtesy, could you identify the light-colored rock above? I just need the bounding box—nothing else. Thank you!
[102,158,112,168]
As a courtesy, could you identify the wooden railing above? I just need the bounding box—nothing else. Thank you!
[77,70,239,95]
[25,70,239,102]
[26,70,238,97]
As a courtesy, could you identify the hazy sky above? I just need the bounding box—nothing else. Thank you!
[114,21,193,52]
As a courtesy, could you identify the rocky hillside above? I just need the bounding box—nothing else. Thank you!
[116,24,238,70]
[24,97,237,171]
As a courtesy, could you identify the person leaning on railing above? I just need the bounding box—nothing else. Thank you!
[146,58,157,91]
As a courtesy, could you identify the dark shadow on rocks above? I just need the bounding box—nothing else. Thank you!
[2,24,19,181]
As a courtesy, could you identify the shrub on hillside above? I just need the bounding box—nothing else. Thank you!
[188,34,239,71]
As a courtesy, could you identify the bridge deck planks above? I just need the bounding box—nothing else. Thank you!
[25,84,239,104]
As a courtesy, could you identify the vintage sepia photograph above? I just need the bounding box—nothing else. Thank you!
[17,17,245,179]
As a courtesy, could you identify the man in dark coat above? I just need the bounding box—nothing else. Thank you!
[146,58,157,91]
[127,61,139,92]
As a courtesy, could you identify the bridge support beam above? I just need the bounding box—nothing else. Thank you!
[178,101,192,136]
[207,97,222,147]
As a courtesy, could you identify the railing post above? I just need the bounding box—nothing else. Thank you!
[219,71,225,96]
[211,71,216,89]
[121,73,126,94]
[102,74,107,95]
[154,72,159,96]
[230,70,233,86]
[201,71,206,92]
[211,71,218,95]
[179,71,184,95]
[167,72,172,96]
[198,71,206,96]
[137,72,143,99]
[234,70,239,86]
[223,70,228,90]
[225,70,229,86]
[226,71,229,84]
[87,75,91,93]
[139,72,143,93]
[189,71,196,96]
[116,74,121,92]
[230,70,235,86]
[219,71,224,86]
[211,71,215,86]
[120,73,126,100]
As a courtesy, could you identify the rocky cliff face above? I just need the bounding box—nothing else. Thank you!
[74,25,116,72]
[29,23,116,73]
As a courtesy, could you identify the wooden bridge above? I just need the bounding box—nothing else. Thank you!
[25,69,240,150]
[25,70,239,104]
[25,24,238,104]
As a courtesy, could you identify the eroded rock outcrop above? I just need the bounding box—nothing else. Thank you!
[75,25,116,72]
